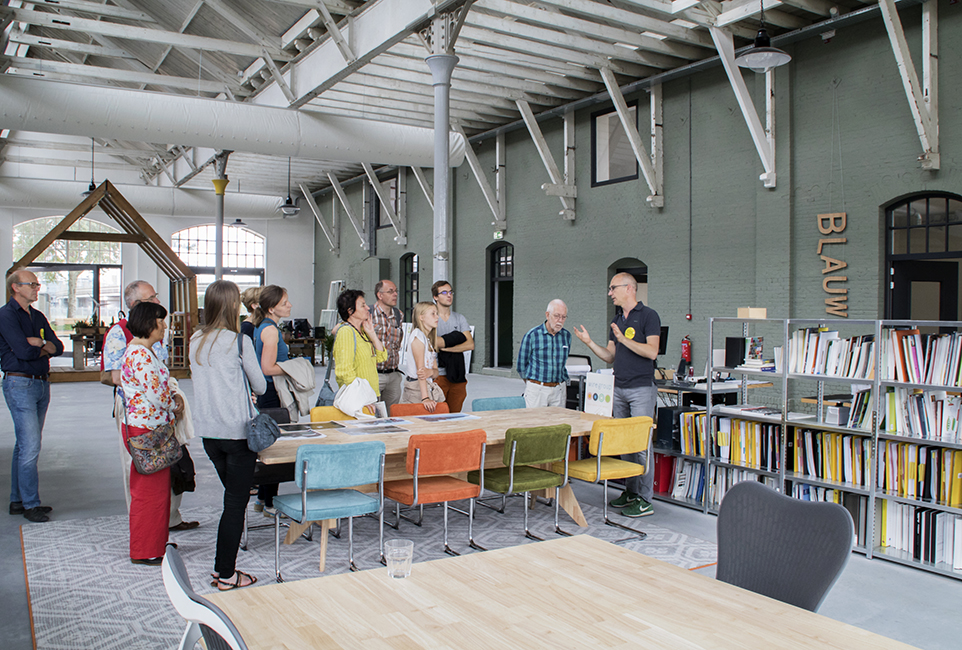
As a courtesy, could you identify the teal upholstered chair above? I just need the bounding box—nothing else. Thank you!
[273,441,385,581]
[468,424,571,540]
[471,396,526,412]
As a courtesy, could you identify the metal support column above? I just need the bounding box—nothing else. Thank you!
[211,151,231,280]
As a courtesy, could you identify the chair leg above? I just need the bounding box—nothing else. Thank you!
[274,512,284,583]
[468,497,486,552]
[388,501,400,530]
[379,504,385,566]
[477,492,507,513]
[348,516,359,572]
[443,501,459,556]
[178,621,201,650]
[602,479,647,542]
[554,486,571,537]
[330,519,342,539]
[523,492,543,541]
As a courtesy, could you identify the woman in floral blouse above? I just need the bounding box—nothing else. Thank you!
[120,301,184,565]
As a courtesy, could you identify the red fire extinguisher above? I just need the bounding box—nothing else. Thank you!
[681,335,692,363]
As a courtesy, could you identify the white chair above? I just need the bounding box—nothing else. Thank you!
[161,543,249,650]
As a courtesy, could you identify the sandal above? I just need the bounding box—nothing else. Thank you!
[212,570,257,591]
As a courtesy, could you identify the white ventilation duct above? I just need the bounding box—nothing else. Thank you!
[0,76,465,168]
[0,177,284,217]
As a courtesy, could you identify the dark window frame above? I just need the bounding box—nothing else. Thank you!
[590,101,639,188]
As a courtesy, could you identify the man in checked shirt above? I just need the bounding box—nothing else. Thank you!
[370,279,404,410]
[517,299,570,408]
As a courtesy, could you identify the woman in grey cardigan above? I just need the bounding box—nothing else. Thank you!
[189,280,266,590]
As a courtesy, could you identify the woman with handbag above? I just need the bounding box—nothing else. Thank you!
[251,285,291,511]
[333,288,387,396]
[120,301,184,565]
[190,280,266,590]
[399,302,445,412]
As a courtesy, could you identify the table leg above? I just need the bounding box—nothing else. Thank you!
[285,520,312,545]
[318,519,331,572]
[73,342,84,370]
[557,484,588,527]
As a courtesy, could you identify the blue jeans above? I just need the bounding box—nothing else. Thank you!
[4,376,51,509]
[612,384,657,502]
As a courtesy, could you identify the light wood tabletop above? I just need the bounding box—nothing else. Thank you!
[206,534,917,650]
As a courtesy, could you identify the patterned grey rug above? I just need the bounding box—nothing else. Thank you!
[22,499,716,650]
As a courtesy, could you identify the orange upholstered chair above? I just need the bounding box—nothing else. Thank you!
[390,402,451,417]
[382,429,487,555]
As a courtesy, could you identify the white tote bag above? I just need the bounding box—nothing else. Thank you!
[333,377,379,420]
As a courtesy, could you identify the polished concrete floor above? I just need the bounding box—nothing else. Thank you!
[1,370,960,649]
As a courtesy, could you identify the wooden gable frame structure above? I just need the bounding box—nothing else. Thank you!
[6,180,197,377]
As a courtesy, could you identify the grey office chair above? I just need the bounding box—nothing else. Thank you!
[715,480,854,612]
[162,544,249,650]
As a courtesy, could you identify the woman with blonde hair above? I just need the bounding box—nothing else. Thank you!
[190,280,266,590]
[399,301,444,412]
[239,286,261,341]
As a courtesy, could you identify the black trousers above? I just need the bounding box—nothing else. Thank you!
[255,383,281,505]
[203,438,257,579]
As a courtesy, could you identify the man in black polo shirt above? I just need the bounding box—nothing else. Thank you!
[0,270,63,523]
[574,272,661,518]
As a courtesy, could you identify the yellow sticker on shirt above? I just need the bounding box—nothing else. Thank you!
[624,327,636,340]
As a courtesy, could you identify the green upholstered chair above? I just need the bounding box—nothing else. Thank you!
[272,441,385,581]
[551,416,653,541]
[383,429,487,556]
[468,424,571,541]
[471,396,526,412]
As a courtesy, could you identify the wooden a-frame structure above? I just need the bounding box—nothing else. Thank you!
[6,180,197,378]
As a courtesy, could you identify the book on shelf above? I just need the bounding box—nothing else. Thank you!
[787,328,875,379]
[712,416,780,472]
[791,428,871,488]
[713,404,782,418]
[669,459,705,501]
[876,499,962,569]
[710,469,778,508]
[882,328,962,387]
[879,441,962,506]
[883,387,962,443]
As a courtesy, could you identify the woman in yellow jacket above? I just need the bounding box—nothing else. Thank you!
[332,288,387,395]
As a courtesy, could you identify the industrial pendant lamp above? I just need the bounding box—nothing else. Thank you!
[230,217,247,227]
[280,157,300,217]
[735,0,792,73]
[81,138,96,196]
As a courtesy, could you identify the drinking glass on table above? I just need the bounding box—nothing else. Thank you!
[385,539,414,578]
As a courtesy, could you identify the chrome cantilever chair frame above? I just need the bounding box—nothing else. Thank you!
[596,430,651,542]
[387,444,487,555]
[494,434,570,541]
[274,452,385,582]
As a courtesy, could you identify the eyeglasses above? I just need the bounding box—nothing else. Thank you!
[437,290,454,296]
[380,289,398,295]
[608,284,629,292]
[17,282,41,289]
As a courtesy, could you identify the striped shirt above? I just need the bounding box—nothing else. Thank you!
[370,304,403,371]
[517,323,570,384]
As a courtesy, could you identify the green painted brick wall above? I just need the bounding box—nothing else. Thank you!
[313,4,961,376]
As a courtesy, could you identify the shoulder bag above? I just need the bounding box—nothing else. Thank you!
[122,349,182,474]
[239,333,281,452]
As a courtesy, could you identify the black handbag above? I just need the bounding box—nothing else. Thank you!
[239,334,281,452]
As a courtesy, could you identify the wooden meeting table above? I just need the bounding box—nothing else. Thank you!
[207,534,917,649]
[260,407,605,567]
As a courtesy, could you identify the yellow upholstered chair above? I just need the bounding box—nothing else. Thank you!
[310,406,353,422]
[551,416,653,541]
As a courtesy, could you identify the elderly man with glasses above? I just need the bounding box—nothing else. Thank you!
[574,273,661,518]
[370,279,404,410]
[0,270,63,523]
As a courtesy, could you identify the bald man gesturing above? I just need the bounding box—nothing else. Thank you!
[573,273,661,518]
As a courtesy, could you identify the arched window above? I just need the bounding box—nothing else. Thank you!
[12,216,123,347]
[171,225,266,304]
[400,252,419,321]
[488,242,514,368]
[884,193,962,321]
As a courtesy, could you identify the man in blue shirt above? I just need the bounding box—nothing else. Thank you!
[0,270,63,523]
[517,300,570,408]
[574,273,661,518]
